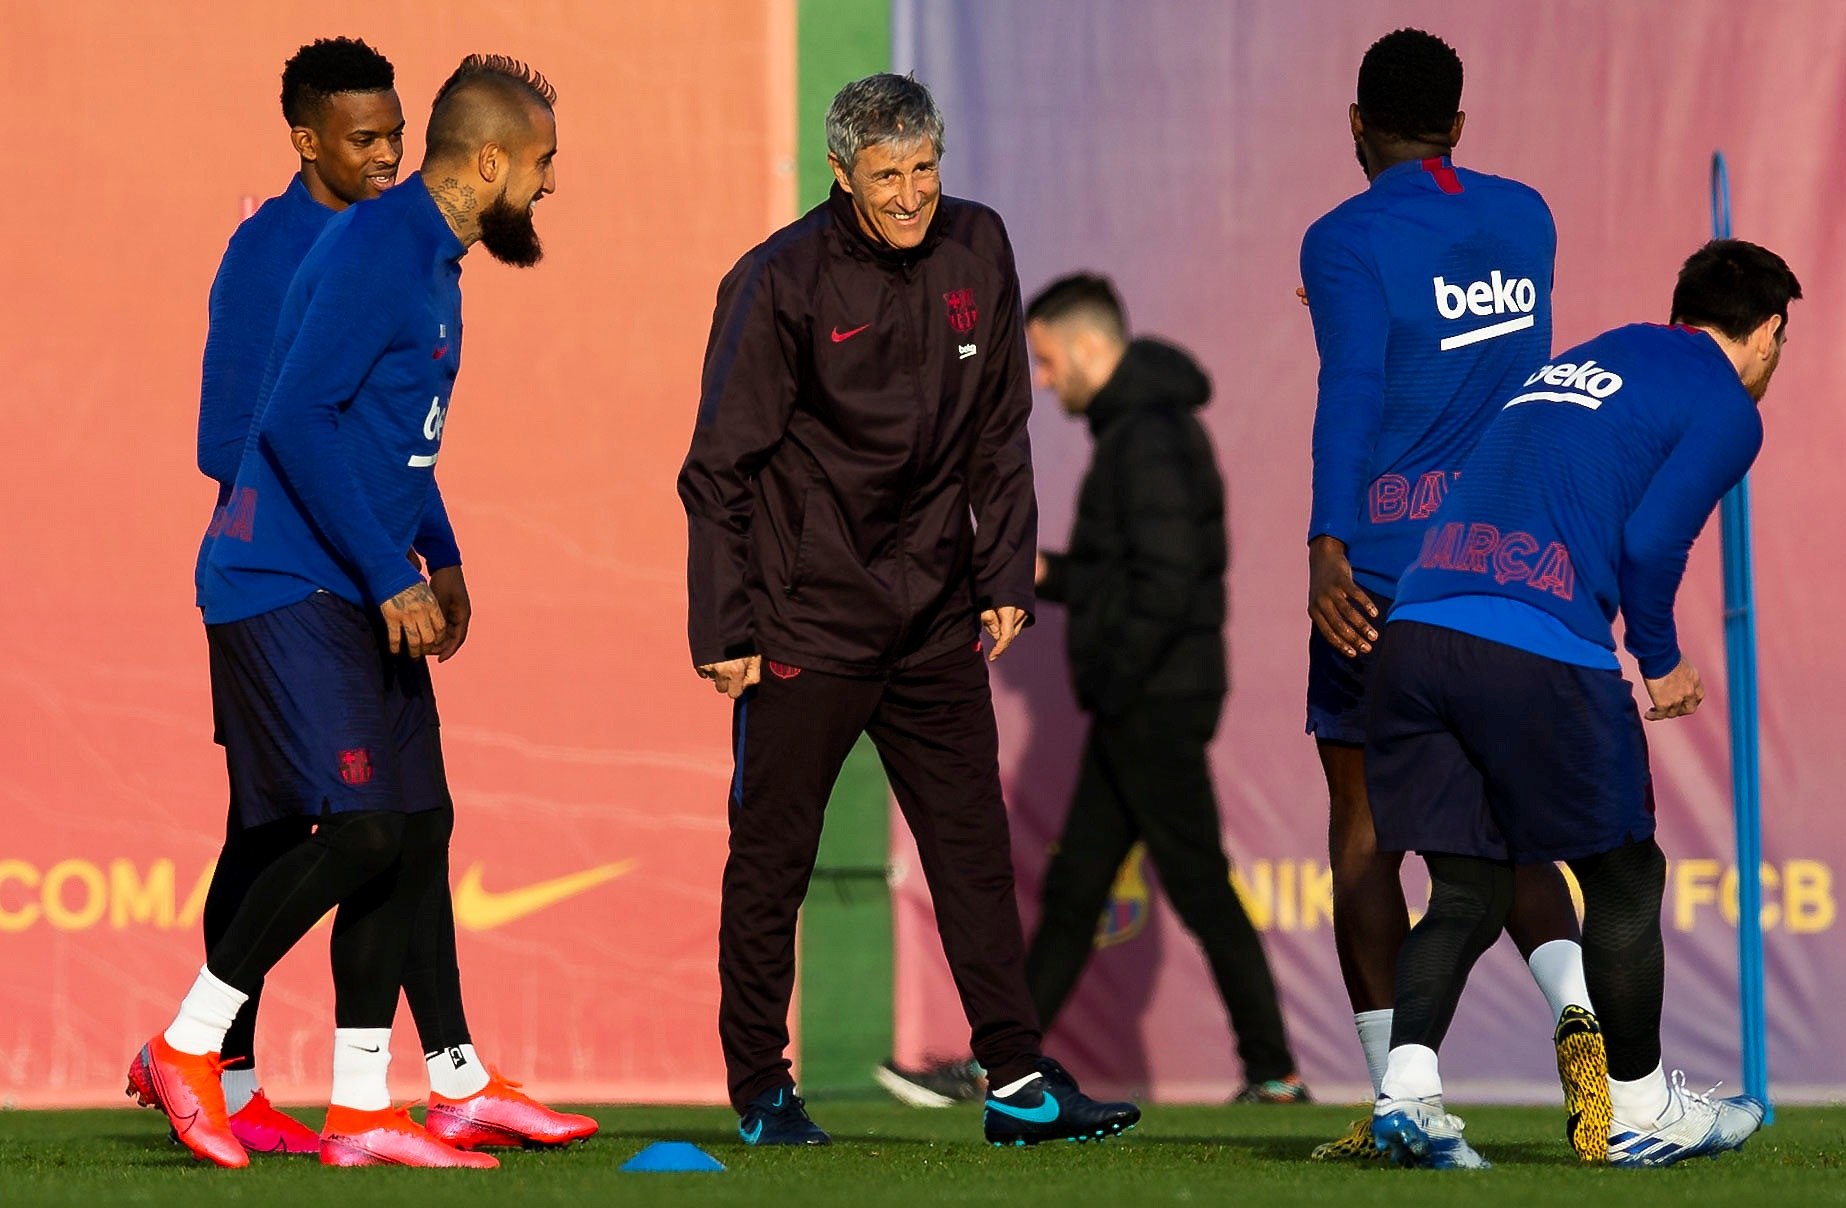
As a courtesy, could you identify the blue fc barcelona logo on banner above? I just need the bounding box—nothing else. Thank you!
[1094,845,1149,948]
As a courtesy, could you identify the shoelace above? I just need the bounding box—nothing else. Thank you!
[1670,1069,1724,1108]
[182,1053,237,1089]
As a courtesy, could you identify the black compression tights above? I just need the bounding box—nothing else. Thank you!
[400,812,472,1054]
[203,815,316,1065]
[206,809,448,1029]
[1390,854,1516,1051]
[1567,838,1668,1081]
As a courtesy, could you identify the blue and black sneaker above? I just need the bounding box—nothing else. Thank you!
[738,1086,831,1146]
[982,1057,1140,1147]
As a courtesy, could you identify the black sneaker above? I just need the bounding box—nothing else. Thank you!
[875,1058,984,1107]
[982,1058,1140,1147]
[738,1086,830,1146]
[1231,1073,1312,1104]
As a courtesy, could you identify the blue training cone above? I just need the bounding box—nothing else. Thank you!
[620,1141,727,1172]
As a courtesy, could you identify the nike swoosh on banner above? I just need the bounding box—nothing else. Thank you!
[453,859,638,931]
[985,1094,1060,1124]
[831,323,870,343]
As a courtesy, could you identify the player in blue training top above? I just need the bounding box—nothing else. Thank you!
[163,38,592,1160]
[1299,28,1604,1162]
[1365,240,1800,1170]
[128,55,568,1171]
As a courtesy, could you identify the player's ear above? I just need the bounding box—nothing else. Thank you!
[828,152,853,195]
[478,142,503,185]
[1448,111,1466,150]
[1348,104,1364,141]
[291,126,318,163]
[1756,314,1784,356]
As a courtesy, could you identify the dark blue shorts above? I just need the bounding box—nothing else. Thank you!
[207,592,448,828]
[1363,621,1654,863]
[1306,592,1393,744]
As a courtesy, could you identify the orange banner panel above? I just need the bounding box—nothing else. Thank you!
[0,0,794,1107]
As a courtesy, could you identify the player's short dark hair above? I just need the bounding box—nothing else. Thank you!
[1670,240,1802,341]
[426,54,557,160]
[1357,28,1463,141]
[280,38,394,128]
[1027,273,1127,342]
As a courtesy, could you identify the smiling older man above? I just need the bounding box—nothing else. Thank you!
[679,72,1138,1149]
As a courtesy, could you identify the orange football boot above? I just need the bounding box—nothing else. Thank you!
[228,1089,321,1155]
[425,1069,599,1149]
[126,1036,249,1168]
[320,1104,499,1168]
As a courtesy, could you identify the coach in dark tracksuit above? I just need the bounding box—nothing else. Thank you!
[1022,274,1303,1100]
[678,75,1137,1147]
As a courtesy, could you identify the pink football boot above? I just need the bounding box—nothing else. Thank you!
[125,1036,248,1169]
[228,1089,321,1155]
[425,1069,599,1149]
[320,1104,499,1168]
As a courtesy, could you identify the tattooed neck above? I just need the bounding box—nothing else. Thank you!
[428,176,481,245]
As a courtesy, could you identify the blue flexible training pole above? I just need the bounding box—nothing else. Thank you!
[1709,150,1770,1119]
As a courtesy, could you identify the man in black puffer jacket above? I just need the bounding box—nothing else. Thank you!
[1025,273,1304,1102]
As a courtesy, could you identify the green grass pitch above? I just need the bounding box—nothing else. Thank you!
[2,1101,1843,1207]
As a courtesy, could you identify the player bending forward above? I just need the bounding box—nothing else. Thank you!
[1366,239,1799,1169]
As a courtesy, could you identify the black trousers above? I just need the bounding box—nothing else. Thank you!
[719,642,1042,1110]
[1025,695,1296,1083]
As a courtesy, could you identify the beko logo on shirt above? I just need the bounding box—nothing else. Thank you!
[1432,270,1538,351]
[1502,359,1625,411]
[408,396,446,467]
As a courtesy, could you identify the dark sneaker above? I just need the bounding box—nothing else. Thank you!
[875,1058,984,1107]
[982,1058,1140,1147]
[738,1086,830,1146]
[1232,1073,1312,1104]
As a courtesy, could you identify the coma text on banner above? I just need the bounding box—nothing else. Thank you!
[0,858,638,934]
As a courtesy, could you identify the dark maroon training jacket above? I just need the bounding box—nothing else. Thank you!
[679,185,1037,676]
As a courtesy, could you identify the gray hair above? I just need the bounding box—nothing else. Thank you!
[825,73,946,174]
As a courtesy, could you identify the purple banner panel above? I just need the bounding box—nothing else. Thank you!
[890,0,1846,1103]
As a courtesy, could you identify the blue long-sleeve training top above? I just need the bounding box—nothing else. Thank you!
[201,173,466,624]
[1391,323,1763,678]
[1302,155,1556,597]
[193,175,460,605]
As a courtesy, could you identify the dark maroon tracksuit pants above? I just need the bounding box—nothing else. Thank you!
[719,642,1043,1110]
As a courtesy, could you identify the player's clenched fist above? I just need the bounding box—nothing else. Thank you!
[1643,659,1704,721]
[380,580,447,658]
[698,655,761,699]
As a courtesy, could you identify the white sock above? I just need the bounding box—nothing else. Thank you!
[1608,1062,1671,1128]
[991,1072,1040,1097]
[221,1066,260,1115]
[1355,1009,1394,1097]
[1527,939,1593,1026]
[163,966,248,1056]
[1378,1043,1442,1102]
[426,1043,491,1099]
[330,1028,393,1111]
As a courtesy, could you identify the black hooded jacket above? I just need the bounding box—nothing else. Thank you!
[1038,338,1227,715]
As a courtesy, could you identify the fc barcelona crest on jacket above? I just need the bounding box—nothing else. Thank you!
[943,288,978,334]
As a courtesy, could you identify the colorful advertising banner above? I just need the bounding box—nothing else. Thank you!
[891,0,1846,1103]
[1,0,793,1107]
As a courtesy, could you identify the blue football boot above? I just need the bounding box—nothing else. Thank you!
[982,1057,1140,1147]
[738,1086,831,1146]
[1371,1095,1492,1169]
